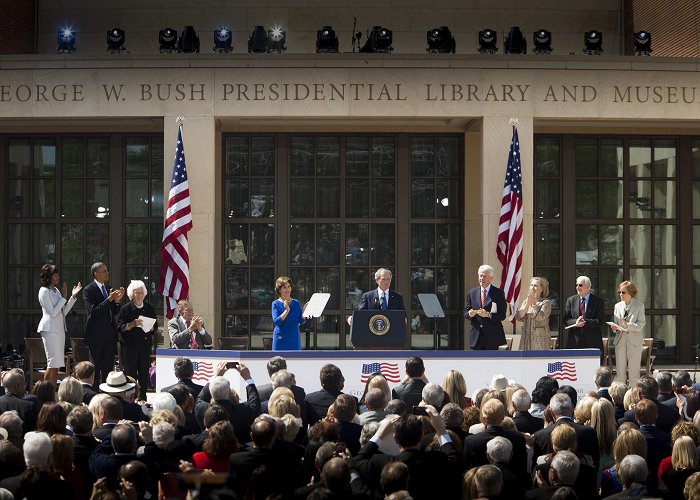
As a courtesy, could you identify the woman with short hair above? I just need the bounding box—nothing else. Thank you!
[610,280,646,386]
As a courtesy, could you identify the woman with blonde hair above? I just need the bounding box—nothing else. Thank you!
[574,396,597,424]
[600,427,647,497]
[516,276,552,350]
[658,421,700,479]
[660,436,700,498]
[88,393,109,431]
[359,373,391,412]
[442,369,471,409]
[590,398,617,480]
[57,376,84,410]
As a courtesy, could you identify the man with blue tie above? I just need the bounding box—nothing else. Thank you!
[83,262,125,388]
[358,268,405,312]
[563,275,605,351]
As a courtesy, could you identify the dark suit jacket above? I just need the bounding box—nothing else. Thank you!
[83,281,120,347]
[597,388,613,402]
[463,425,528,476]
[618,398,680,434]
[525,483,578,500]
[464,285,507,349]
[305,387,344,424]
[562,293,605,349]
[182,430,207,454]
[228,447,300,498]
[195,383,261,444]
[258,382,306,405]
[532,417,600,471]
[359,288,405,311]
[392,378,426,409]
[162,378,204,399]
[82,383,98,404]
[0,394,38,433]
[120,398,149,422]
[512,411,544,434]
[639,424,672,488]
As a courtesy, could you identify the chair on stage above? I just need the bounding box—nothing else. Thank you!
[218,336,250,350]
[262,337,273,350]
[498,337,513,350]
[69,337,91,375]
[641,337,655,375]
[24,338,67,389]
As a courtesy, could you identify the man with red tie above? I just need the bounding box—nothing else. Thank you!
[563,276,605,351]
[169,300,213,349]
[464,264,507,350]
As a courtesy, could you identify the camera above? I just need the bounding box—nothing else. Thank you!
[225,361,239,369]
[412,406,428,416]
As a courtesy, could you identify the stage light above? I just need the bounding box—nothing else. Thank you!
[107,28,125,53]
[634,30,652,55]
[267,26,286,52]
[426,26,456,54]
[583,30,603,55]
[214,27,232,53]
[316,25,339,53]
[248,26,268,53]
[533,29,552,54]
[478,28,497,54]
[57,27,76,54]
[504,26,526,54]
[159,27,177,53]
[360,25,393,53]
[178,26,200,53]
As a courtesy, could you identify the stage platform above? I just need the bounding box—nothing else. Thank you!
[155,348,600,401]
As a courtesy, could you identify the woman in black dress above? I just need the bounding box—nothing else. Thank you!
[117,280,157,400]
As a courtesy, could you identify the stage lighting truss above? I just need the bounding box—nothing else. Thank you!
[214,27,233,53]
[107,28,125,53]
[504,26,527,54]
[159,27,178,53]
[583,30,603,55]
[426,26,456,54]
[533,29,552,54]
[57,27,76,54]
[634,30,652,56]
[478,28,497,54]
[316,26,339,53]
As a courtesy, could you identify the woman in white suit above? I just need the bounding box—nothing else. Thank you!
[610,280,646,386]
[37,264,82,385]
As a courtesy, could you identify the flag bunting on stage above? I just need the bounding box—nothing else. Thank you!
[158,125,193,319]
[360,362,401,383]
[497,125,523,322]
[547,361,577,381]
[192,361,214,382]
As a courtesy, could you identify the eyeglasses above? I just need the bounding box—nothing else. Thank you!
[618,290,626,295]
[575,283,585,287]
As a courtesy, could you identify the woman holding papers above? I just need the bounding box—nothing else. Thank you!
[515,277,552,350]
[271,276,307,350]
[117,280,157,400]
[610,280,646,386]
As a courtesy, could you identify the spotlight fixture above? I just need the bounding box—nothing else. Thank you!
[478,28,497,54]
[107,28,125,53]
[504,26,526,54]
[159,27,178,53]
[267,26,286,52]
[583,30,603,55]
[214,27,232,53]
[178,26,200,53]
[360,25,393,53]
[248,26,268,53]
[533,29,552,54]
[57,27,76,54]
[316,25,339,53]
[634,30,652,55]
[426,26,456,54]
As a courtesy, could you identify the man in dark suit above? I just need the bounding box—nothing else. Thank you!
[595,366,614,402]
[83,262,124,387]
[617,376,680,433]
[89,423,148,489]
[99,371,148,423]
[306,363,355,424]
[562,275,605,350]
[512,388,544,434]
[75,361,98,404]
[391,356,427,409]
[526,450,581,500]
[358,268,406,312]
[464,264,507,350]
[257,355,306,405]
[634,399,671,490]
[93,394,124,441]
[161,357,204,398]
[655,371,676,404]
[0,369,38,433]
[532,393,599,472]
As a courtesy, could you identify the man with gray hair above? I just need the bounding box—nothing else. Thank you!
[474,464,503,498]
[358,388,388,425]
[464,264,507,350]
[0,369,37,434]
[257,356,307,407]
[358,268,405,312]
[532,393,599,472]
[421,382,446,411]
[655,371,675,403]
[611,454,648,498]
[440,403,466,440]
[512,388,543,434]
[526,450,580,499]
[0,411,25,480]
[594,366,613,402]
[563,275,605,351]
[486,436,528,497]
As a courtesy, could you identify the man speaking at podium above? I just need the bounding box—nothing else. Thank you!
[359,268,405,312]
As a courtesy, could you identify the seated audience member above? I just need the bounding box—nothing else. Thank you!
[527,450,580,500]
[294,441,337,499]
[684,471,700,500]
[421,382,447,413]
[659,435,699,498]
[512,388,543,434]
[656,371,675,404]
[74,361,98,405]
[166,383,200,435]
[306,363,354,424]
[590,397,617,475]
[474,464,503,500]
[0,431,72,497]
[443,369,471,409]
[257,356,306,405]
[600,427,647,497]
[182,403,229,454]
[320,457,355,497]
[332,393,362,456]
[168,300,212,349]
[486,436,527,499]
[634,398,671,489]
[657,420,700,478]
[462,467,479,500]
[604,454,649,499]
[161,356,204,398]
[36,401,67,436]
[573,395,596,425]
[89,423,145,488]
[595,366,614,402]
[352,406,462,498]
[392,356,427,408]
[99,371,148,423]
[93,393,124,440]
[385,399,408,417]
[381,461,409,497]
[0,369,38,433]
[49,434,84,498]
[57,377,84,414]
[617,375,680,433]
[302,420,341,484]
[608,381,628,421]
[440,403,467,442]
[556,385,578,409]
[67,405,97,484]
[530,377,559,418]
[117,461,151,500]
[359,373,392,413]
[359,388,389,426]
[0,411,25,480]
[468,390,508,435]
[139,421,189,476]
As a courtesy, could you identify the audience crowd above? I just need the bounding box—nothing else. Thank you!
[0,356,699,499]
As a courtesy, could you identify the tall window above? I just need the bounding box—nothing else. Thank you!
[222,133,463,349]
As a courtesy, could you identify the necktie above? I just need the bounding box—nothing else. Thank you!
[187,321,198,349]
[101,284,108,299]
[481,288,486,307]
[579,297,585,317]
[380,292,388,311]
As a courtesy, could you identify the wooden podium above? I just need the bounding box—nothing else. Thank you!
[350,310,407,349]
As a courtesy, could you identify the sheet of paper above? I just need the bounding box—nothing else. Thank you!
[490,302,498,314]
[564,323,578,330]
[606,321,626,332]
[138,315,156,332]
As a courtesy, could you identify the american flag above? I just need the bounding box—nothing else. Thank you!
[158,125,193,319]
[192,361,214,382]
[361,362,401,383]
[547,361,577,381]
[497,126,523,323]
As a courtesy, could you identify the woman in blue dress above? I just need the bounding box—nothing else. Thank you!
[271,276,307,350]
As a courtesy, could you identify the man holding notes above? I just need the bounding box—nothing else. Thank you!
[464,264,507,350]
